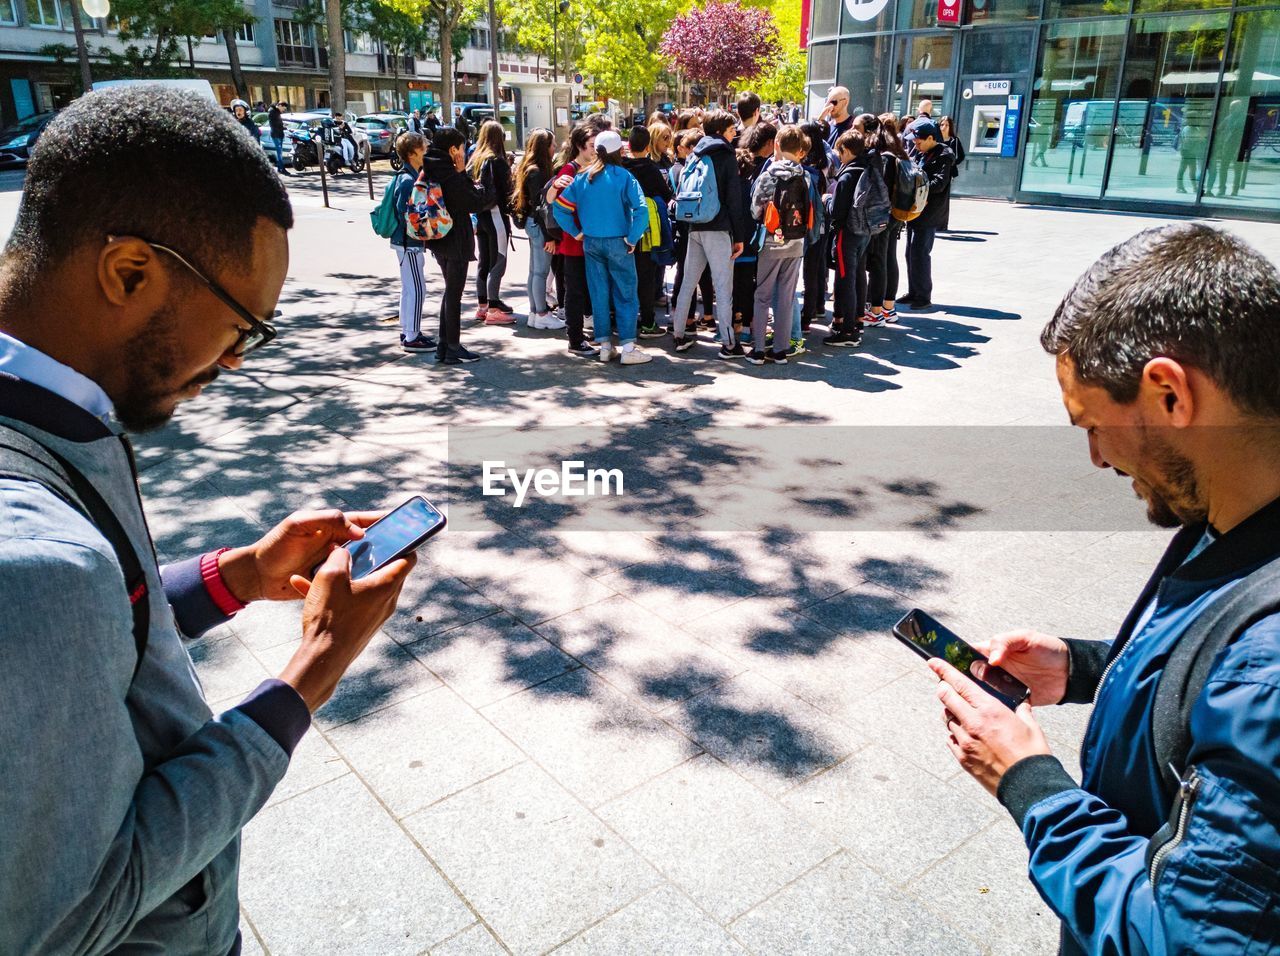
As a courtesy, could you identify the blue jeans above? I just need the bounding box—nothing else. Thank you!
[583,236,638,344]
[273,139,284,171]
[526,219,552,314]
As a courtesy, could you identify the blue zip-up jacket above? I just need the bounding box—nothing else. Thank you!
[552,164,647,248]
[997,496,1280,954]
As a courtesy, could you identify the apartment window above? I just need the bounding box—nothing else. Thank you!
[26,0,61,28]
[275,18,316,67]
[204,22,255,42]
[345,30,375,53]
[0,1,17,25]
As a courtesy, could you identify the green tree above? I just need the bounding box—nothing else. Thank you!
[579,0,681,101]
[102,0,257,89]
[751,0,804,104]
[386,0,481,112]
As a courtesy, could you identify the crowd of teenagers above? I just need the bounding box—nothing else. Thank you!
[377,87,962,368]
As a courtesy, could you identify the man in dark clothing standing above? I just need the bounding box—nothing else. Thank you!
[820,86,854,149]
[425,109,441,132]
[267,102,287,173]
[902,119,954,311]
[452,107,472,144]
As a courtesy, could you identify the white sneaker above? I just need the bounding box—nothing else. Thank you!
[527,312,546,329]
[620,344,652,365]
[597,342,614,362]
[552,307,565,323]
[539,313,566,330]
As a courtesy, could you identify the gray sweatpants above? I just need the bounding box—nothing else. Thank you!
[672,230,735,343]
[752,251,803,351]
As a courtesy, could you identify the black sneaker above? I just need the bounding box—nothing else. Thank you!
[638,323,668,339]
[455,346,482,363]
[822,328,846,346]
[826,330,861,348]
[438,353,462,366]
[568,341,600,358]
[766,350,789,364]
[800,316,813,332]
[746,350,767,366]
[908,300,934,312]
[718,344,746,360]
[674,335,696,352]
[400,335,437,353]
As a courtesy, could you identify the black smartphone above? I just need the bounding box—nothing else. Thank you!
[892,608,1030,710]
[332,495,446,580]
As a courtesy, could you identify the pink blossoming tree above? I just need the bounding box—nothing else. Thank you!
[660,0,783,104]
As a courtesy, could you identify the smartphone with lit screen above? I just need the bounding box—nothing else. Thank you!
[892,608,1030,710]
[328,496,446,580]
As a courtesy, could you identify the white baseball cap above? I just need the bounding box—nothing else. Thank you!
[595,130,624,154]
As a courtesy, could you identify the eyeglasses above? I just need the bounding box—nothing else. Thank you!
[108,235,279,357]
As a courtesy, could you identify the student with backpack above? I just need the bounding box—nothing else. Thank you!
[552,130,652,366]
[546,124,599,358]
[798,120,832,332]
[873,114,910,322]
[380,131,436,353]
[825,129,888,348]
[418,127,492,365]
[468,121,515,324]
[668,130,717,334]
[901,118,955,311]
[669,110,751,359]
[746,125,812,365]
[512,128,566,332]
[623,125,674,339]
[734,123,777,350]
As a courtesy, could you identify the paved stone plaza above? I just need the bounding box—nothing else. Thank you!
[5,171,1276,955]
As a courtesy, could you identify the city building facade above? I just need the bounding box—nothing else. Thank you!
[806,0,1280,218]
[0,0,541,125]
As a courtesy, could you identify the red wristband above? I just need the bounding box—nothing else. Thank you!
[201,548,247,616]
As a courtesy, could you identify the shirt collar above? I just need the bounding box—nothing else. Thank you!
[0,330,114,424]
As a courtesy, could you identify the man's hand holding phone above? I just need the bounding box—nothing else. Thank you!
[279,546,416,712]
[972,629,1070,707]
[929,658,1052,796]
[215,509,378,604]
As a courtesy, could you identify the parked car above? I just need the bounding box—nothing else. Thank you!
[0,111,57,166]
[356,113,408,159]
[451,102,517,148]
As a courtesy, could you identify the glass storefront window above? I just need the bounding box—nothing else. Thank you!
[1021,20,1127,197]
[1135,0,1228,13]
[962,28,1034,74]
[809,41,838,84]
[1044,0,1130,18]
[1203,9,1280,210]
[841,0,895,35]
[811,0,842,40]
[1105,13,1229,204]
[969,0,1041,23]
[896,0,939,30]
[837,35,895,115]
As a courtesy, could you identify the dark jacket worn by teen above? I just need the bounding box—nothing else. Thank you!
[418,147,492,261]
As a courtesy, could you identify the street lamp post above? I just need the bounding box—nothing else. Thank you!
[553,0,570,83]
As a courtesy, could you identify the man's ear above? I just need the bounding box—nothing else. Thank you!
[98,237,160,305]
[1142,357,1195,427]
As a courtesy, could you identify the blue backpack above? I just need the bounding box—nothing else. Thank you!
[673,152,721,224]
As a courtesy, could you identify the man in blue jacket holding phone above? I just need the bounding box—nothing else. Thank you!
[929,223,1280,953]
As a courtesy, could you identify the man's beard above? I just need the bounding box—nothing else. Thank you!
[113,305,219,433]
[1135,428,1207,529]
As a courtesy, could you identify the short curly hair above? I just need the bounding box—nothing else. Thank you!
[5,85,293,299]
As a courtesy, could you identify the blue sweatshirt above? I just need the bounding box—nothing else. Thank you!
[552,164,648,248]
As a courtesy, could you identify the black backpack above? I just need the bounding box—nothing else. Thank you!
[0,423,150,679]
[763,173,811,242]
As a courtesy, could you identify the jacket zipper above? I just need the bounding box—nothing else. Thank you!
[1148,770,1201,885]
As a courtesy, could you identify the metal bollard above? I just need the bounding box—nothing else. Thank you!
[366,149,374,200]
[319,147,330,209]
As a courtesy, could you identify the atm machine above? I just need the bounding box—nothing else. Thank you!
[969,103,1007,155]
